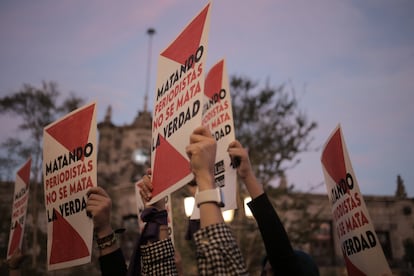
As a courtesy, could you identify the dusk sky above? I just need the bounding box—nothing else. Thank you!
[1,0,413,197]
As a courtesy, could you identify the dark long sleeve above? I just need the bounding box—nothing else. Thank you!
[247,193,301,275]
[98,248,127,276]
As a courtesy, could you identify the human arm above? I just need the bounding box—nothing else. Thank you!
[137,169,178,276]
[228,140,300,275]
[185,126,224,228]
[86,186,127,275]
[247,194,299,275]
[6,248,25,276]
[186,126,248,275]
[227,140,264,198]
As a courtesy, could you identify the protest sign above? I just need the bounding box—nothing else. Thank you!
[190,59,237,218]
[321,125,392,276]
[7,158,31,260]
[150,2,211,204]
[43,102,97,270]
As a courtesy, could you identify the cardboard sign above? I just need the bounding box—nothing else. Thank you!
[150,3,211,204]
[43,102,97,270]
[7,158,31,259]
[321,125,392,276]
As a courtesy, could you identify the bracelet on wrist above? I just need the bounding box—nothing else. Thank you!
[8,264,19,270]
[96,231,117,249]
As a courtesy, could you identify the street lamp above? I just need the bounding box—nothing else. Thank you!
[244,197,253,218]
[223,209,235,222]
[132,148,149,165]
[143,28,156,112]
[184,196,195,217]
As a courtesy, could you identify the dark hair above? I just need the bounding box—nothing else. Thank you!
[293,250,319,276]
[260,251,319,276]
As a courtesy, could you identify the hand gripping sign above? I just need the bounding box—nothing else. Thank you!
[7,158,31,260]
[43,102,97,270]
[150,2,212,204]
[321,125,392,276]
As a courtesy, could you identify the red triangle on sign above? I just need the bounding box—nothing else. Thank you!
[17,158,31,189]
[344,255,367,276]
[161,3,210,65]
[205,60,224,99]
[8,221,22,258]
[152,135,191,197]
[49,208,90,264]
[321,128,346,184]
[45,104,95,158]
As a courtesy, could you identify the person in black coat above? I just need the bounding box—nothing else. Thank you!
[228,140,319,276]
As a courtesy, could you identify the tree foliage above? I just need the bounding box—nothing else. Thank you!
[231,76,317,187]
[0,81,84,180]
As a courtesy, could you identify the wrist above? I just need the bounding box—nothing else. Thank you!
[140,208,168,244]
[195,172,215,191]
[8,264,20,270]
[96,231,117,250]
[195,187,225,208]
[95,225,113,238]
[151,198,166,211]
[242,172,264,199]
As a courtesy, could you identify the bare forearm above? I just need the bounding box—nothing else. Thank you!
[197,173,224,228]
[242,171,264,199]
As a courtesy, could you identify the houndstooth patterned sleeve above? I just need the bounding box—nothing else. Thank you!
[194,223,249,276]
[140,238,178,276]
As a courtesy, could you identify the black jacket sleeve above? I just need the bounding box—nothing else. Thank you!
[247,193,301,275]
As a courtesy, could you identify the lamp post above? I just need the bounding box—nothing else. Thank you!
[184,197,195,218]
[244,196,253,218]
[143,28,155,112]
[223,209,235,222]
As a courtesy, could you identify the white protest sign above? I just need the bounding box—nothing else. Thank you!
[150,2,212,204]
[7,158,31,260]
[43,102,97,270]
[321,125,392,276]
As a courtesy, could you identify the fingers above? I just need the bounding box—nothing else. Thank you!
[227,140,246,158]
[138,174,153,202]
[189,126,213,143]
[228,141,244,169]
[193,125,212,137]
[87,186,109,198]
[186,126,216,164]
[228,140,242,149]
[86,187,112,215]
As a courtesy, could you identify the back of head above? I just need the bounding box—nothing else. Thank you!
[294,250,320,276]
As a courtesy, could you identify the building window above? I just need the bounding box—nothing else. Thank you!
[403,206,412,216]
